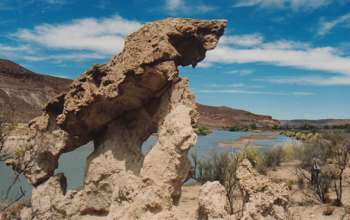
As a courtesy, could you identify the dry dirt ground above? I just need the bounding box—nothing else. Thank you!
[177,161,350,220]
[268,161,350,220]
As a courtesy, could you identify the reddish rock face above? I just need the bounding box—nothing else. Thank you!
[2,18,227,219]
[197,103,281,129]
[0,59,71,123]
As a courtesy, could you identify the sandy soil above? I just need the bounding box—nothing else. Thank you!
[174,184,201,219]
[218,131,280,148]
[267,161,350,220]
[176,161,350,220]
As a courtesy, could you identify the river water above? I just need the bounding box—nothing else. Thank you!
[0,130,292,203]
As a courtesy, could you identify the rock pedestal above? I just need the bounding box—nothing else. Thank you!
[2,18,227,220]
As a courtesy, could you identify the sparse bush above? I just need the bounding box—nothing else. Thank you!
[297,139,331,169]
[262,146,284,169]
[228,125,242,132]
[323,132,350,206]
[315,166,333,203]
[283,143,299,161]
[295,131,350,205]
[192,150,241,214]
[240,147,261,167]
[249,123,257,130]
[272,125,280,130]
[195,126,212,136]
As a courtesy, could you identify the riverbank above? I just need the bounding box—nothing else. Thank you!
[218,131,282,148]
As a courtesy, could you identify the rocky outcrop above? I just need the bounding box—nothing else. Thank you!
[236,159,289,220]
[0,59,71,123]
[197,181,229,220]
[197,160,289,220]
[197,104,280,129]
[2,18,226,219]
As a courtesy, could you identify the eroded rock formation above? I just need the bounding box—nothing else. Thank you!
[237,160,289,220]
[197,160,290,220]
[1,18,226,219]
[197,181,229,220]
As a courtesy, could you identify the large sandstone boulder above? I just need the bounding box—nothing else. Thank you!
[197,181,229,220]
[197,160,289,220]
[237,159,289,220]
[1,18,227,220]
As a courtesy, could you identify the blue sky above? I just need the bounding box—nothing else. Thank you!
[1,0,350,120]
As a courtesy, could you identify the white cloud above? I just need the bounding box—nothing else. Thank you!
[226,69,254,76]
[14,15,142,55]
[289,0,331,10]
[1,15,143,63]
[197,62,213,68]
[318,13,350,36]
[42,0,67,5]
[291,91,314,96]
[164,0,215,14]
[260,76,350,86]
[208,83,246,88]
[203,35,350,76]
[195,4,216,13]
[221,34,263,47]
[0,43,106,62]
[261,40,310,50]
[233,0,332,11]
[0,44,36,59]
[197,89,314,96]
[206,82,265,89]
[233,0,264,7]
[21,53,106,62]
[165,0,184,11]
[0,44,33,52]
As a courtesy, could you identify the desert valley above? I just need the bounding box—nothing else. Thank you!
[0,1,350,220]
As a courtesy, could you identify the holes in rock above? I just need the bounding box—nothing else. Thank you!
[141,135,157,155]
[54,142,94,190]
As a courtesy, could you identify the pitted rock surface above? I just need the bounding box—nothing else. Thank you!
[1,18,226,220]
[197,160,289,220]
[197,181,229,220]
[237,159,289,220]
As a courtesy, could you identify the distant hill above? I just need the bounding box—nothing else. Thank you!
[280,119,350,129]
[0,59,71,123]
[197,104,280,129]
[0,59,280,128]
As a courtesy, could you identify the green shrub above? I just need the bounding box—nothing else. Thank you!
[262,146,284,169]
[297,140,332,169]
[296,131,350,205]
[249,123,257,130]
[240,147,266,174]
[272,125,280,130]
[228,125,241,132]
[282,143,299,161]
[195,126,212,136]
